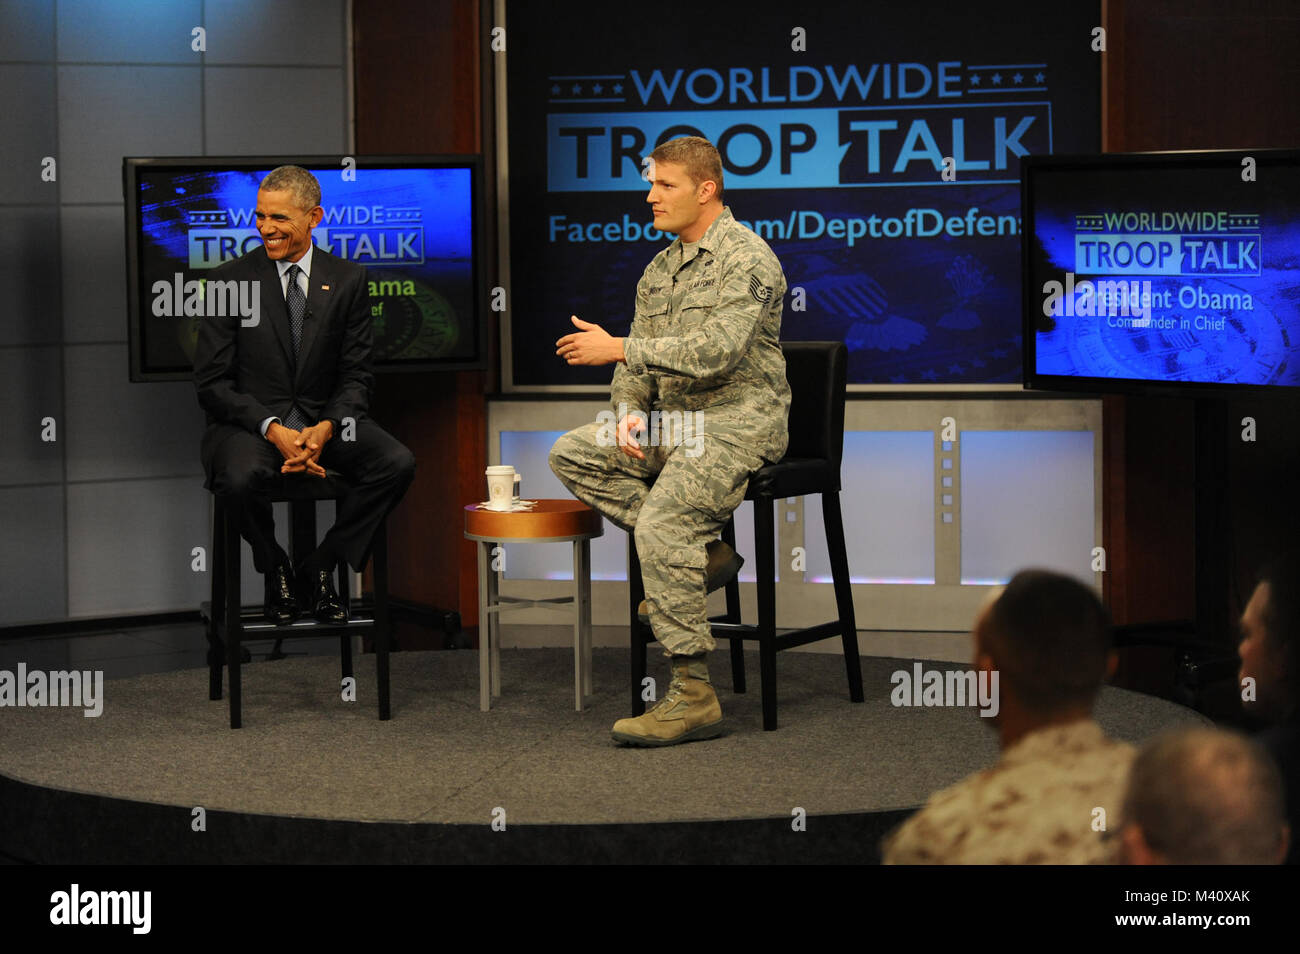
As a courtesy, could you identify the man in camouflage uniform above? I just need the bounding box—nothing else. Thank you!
[882,570,1135,864]
[550,136,790,746]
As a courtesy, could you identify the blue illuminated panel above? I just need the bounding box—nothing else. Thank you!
[960,430,1093,585]
[804,431,935,584]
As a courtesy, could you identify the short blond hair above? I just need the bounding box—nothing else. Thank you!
[650,136,724,202]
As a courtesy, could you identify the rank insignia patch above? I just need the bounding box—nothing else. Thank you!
[748,274,773,303]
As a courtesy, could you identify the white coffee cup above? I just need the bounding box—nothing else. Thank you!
[485,465,516,511]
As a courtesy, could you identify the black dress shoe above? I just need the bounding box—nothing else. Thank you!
[299,567,348,625]
[263,562,300,625]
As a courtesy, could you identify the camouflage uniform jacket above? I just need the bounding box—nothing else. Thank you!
[881,720,1136,865]
[612,206,791,463]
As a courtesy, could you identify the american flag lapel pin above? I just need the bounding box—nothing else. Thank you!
[321,284,330,291]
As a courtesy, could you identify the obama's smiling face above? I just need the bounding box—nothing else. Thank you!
[254,188,322,262]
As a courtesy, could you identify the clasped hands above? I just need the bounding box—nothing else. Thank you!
[267,419,333,477]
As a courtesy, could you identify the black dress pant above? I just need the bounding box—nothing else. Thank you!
[203,419,415,574]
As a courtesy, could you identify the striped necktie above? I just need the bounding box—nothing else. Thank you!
[282,264,309,431]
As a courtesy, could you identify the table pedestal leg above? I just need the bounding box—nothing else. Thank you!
[478,541,496,711]
[581,539,593,704]
[490,546,501,698]
[573,539,594,710]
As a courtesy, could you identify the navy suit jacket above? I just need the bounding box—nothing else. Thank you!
[194,244,373,478]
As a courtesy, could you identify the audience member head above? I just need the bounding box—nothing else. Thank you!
[1120,727,1290,864]
[973,569,1114,729]
[1239,556,1300,723]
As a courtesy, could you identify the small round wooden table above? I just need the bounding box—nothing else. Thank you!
[464,500,604,712]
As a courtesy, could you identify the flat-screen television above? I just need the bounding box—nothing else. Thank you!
[123,155,484,381]
[1022,149,1300,395]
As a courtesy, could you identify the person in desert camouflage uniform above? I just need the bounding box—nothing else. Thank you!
[550,136,790,746]
[882,569,1135,864]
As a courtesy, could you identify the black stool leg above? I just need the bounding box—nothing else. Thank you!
[755,495,778,730]
[373,521,391,720]
[337,563,353,678]
[224,501,243,729]
[721,517,746,693]
[337,502,354,682]
[823,492,863,703]
[208,497,225,701]
[339,613,354,681]
[628,537,648,716]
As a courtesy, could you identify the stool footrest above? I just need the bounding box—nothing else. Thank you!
[708,620,844,649]
[231,616,375,632]
[201,599,378,630]
[490,595,575,614]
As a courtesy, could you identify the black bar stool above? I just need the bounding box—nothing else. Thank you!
[202,470,391,728]
[628,341,864,730]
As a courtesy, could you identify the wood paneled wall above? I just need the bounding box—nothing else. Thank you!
[352,0,491,641]
[1102,0,1300,632]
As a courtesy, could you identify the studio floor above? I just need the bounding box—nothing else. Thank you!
[0,623,1211,863]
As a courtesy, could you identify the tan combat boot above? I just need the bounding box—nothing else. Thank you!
[610,655,723,746]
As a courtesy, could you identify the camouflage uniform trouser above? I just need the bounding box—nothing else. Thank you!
[549,416,765,655]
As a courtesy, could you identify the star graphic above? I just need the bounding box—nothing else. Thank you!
[550,83,560,95]
[593,82,603,94]
[921,368,938,381]
[613,82,623,94]
[571,83,581,94]
[991,73,1002,85]
[890,375,905,384]
[1013,72,1023,84]
[970,74,981,86]
[991,348,1007,359]
[948,364,964,375]
[1035,71,1045,83]
[970,357,986,369]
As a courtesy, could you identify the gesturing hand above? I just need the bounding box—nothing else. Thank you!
[555,315,625,367]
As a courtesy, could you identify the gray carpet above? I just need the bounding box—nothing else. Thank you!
[0,648,1211,825]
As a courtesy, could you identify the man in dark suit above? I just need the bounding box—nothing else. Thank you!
[194,165,415,624]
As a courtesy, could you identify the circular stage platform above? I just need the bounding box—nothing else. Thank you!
[0,647,1210,864]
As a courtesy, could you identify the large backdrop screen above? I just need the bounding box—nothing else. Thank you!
[505,0,1099,388]
[125,156,482,381]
